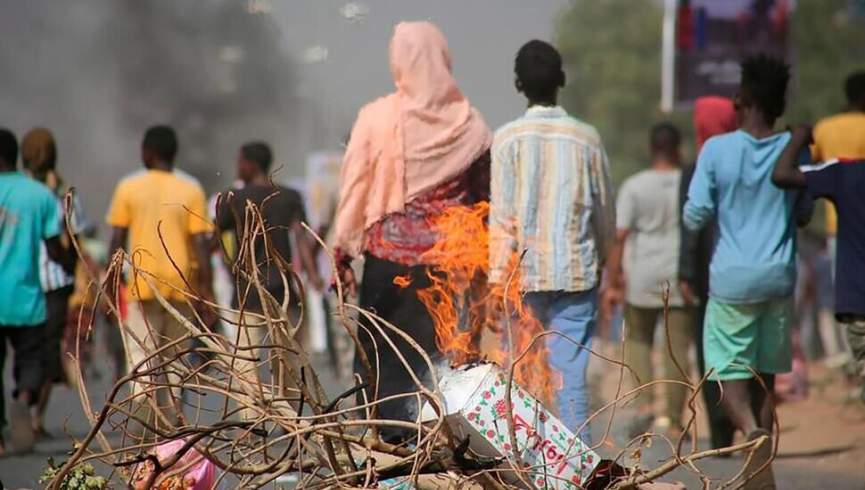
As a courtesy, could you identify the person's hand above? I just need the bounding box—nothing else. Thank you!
[679,280,697,306]
[335,265,358,298]
[600,286,623,325]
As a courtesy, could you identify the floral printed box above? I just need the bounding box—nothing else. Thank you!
[421,363,599,489]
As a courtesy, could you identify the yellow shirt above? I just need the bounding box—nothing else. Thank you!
[106,169,211,301]
[812,112,865,235]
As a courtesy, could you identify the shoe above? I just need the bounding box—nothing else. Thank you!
[9,398,35,453]
[741,429,775,490]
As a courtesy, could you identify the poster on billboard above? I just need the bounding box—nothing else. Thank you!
[662,0,794,110]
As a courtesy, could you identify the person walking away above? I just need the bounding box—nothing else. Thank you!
[333,21,491,443]
[773,125,865,405]
[106,125,213,437]
[0,128,73,454]
[489,40,615,444]
[809,71,865,367]
[20,127,87,438]
[216,142,323,416]
[684,55,801,489]
[603,122,693,439]
[678,96,737,449]
[811,71,865,264]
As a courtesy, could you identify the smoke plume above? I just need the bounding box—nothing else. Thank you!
[0,0,305,223]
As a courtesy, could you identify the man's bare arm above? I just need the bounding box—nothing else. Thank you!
[109,226,128,257]
[772,125,811,189]
[603,229,629,293]
[45,236,75,275]
[293,223,325,292]
[193,233,214,299]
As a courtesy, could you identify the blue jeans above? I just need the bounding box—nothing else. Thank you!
[524,289,597,444]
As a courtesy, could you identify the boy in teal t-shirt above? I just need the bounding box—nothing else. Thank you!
[0,128,72,454]
[683,55,800,489]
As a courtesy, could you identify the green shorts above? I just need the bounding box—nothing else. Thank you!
[704,297,793,380]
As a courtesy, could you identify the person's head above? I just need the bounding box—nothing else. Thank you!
[21,127,57,181]
[845,70,865,111]
[389,21,454,100]
[141,125,178,169]
[649,122,682,164]
[237,141,273,183]
[514,40,565,105]
[735,54,790,127]
[693,96,737,152]
[0,128,17,171]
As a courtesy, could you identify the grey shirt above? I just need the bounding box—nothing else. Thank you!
[617,168,684,308]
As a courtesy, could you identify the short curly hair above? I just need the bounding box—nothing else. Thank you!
[514,40,564,100]
[739,54,790,124]
[845,70,865,107]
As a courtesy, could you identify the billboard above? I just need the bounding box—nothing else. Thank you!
[663,0,794,109]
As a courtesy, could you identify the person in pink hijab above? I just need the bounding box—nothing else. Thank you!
[332,21,491,443]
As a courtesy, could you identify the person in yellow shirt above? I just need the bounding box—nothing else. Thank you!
[106,125,213,433]
[812,71,865,237]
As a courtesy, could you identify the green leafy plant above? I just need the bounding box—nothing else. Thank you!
[40,458,108,490]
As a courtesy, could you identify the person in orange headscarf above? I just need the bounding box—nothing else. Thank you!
[678,96,737,450]
[332,21,491,442]
[20,127,88,438]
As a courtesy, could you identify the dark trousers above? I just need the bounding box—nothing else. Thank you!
[0,325,46,428]
[695,301,736,448]
[354,254,440,443]
[44,286,73,383]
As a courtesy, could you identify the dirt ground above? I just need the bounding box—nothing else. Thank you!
[588,339,865,489]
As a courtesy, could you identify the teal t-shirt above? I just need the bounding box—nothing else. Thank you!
[0,172,61,326]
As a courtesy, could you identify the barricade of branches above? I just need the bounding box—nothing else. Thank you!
[46,196,775,490]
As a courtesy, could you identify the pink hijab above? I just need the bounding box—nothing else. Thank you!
[334,21,492,257]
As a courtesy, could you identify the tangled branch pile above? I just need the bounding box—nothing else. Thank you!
[46,202,772,489]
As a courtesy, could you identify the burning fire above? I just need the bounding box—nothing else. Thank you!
[417,202,559,406]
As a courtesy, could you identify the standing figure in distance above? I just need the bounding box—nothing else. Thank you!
[0,129,73,454]
[106,125,213,438]
[332,21,491,443]
[489,40,615,444]
[684,55,800,489]
[603,122,694,439]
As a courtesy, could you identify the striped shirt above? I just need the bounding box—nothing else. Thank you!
[489,105,615,293]
[39,193,87,292]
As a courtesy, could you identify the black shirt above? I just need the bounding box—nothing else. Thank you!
[803,159,865,318]
[217,184,307,311]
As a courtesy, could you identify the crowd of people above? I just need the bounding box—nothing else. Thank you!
[0,19,863,488]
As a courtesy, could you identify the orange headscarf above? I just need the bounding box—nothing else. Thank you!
[333,21,491,257]
[693,96,737,152]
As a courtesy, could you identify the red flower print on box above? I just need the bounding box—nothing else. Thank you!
[494,399,508,417]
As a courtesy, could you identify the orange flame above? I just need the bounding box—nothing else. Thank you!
[393,274,413,288]
[417,202,559,406]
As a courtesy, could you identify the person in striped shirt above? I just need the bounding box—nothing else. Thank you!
[489,40,616,443]
[20,127,86,438]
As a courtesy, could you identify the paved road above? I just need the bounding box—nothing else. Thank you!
[2,352,864,489]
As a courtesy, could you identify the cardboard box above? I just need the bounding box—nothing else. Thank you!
[421,364,599,489]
